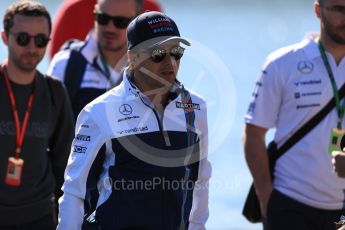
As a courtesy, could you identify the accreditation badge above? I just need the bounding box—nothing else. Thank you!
[328,128,345,154]
[5,157,24,186]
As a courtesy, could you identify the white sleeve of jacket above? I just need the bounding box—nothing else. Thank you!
[188,101,211,230]
[46,49,71,82]
[57,109,105,230]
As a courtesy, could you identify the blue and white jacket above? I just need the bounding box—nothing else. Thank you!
[47,31,124,118]
[57,71,211,230]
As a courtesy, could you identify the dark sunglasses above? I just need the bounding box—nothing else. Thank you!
[321,5,345,15]
[150,46,185,63]
[10,32,50,48]
[94,12,133,29]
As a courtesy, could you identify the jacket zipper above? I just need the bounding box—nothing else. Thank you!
[138,96,171,146]
[138,95,172,229]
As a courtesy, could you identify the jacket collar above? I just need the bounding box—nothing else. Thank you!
[80,30,98,64]
[122,69,184,103]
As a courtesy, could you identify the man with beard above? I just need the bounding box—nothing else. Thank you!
[47,0,143,119]
[0,1,74,229]
[47,0,163,59]
[243,0,345,229]
[57,11,211,230]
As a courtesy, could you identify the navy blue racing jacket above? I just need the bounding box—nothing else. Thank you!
[57,71,211,230]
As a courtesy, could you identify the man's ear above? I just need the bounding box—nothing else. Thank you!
[128,50,140,65]
[315,1,321,18]
[1,31,8,46]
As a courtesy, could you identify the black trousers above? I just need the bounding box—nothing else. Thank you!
[0,213,56,230]
[265,189,344,230]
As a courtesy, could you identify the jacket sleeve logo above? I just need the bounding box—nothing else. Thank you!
[76,134,91,142]
[73,145,87,154]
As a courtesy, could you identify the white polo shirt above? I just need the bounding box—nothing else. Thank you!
[245,35,345,210]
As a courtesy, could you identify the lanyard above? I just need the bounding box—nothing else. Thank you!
[98,47,111,79]
[95,54,120,89]
[3,66,36,158]
[317,40,345,129]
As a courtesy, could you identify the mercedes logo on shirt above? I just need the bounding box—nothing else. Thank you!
[119,104,133,116]
[297,61,314,74]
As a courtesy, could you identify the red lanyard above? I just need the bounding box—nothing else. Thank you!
[3,66,36,159]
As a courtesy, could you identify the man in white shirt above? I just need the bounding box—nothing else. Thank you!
[243,0,345,229]
[47,0,143,119]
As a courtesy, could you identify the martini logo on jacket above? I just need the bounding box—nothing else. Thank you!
[176,101,200,110]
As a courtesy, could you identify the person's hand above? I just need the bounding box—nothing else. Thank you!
[332,151,345,178]
[338,225,345,230]
[258,185,273,218]
[335,214,345,229]
[337,223,345,230]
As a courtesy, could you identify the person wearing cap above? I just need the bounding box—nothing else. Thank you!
[57,11,211,230]
[47,0,144,120]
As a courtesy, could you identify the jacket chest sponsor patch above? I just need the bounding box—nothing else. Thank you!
[175,101,200,110]
[118,126,149,135]
[119,104,133,115]
[118,115,140,123]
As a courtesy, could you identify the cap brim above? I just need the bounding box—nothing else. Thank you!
[131,36,191,51]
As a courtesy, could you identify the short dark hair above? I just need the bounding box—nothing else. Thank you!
[96,0,143,16]
[3,0,52,36]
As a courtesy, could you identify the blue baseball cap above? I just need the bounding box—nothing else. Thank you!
[127,11,190,50]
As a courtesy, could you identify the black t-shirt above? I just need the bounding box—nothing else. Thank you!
[0,73,74,225]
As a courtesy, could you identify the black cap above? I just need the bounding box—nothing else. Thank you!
[127,11,190,50]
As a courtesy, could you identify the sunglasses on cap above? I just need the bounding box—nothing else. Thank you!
[94,12,133,29]
[10,32,50,48]
[150,46,185,63]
